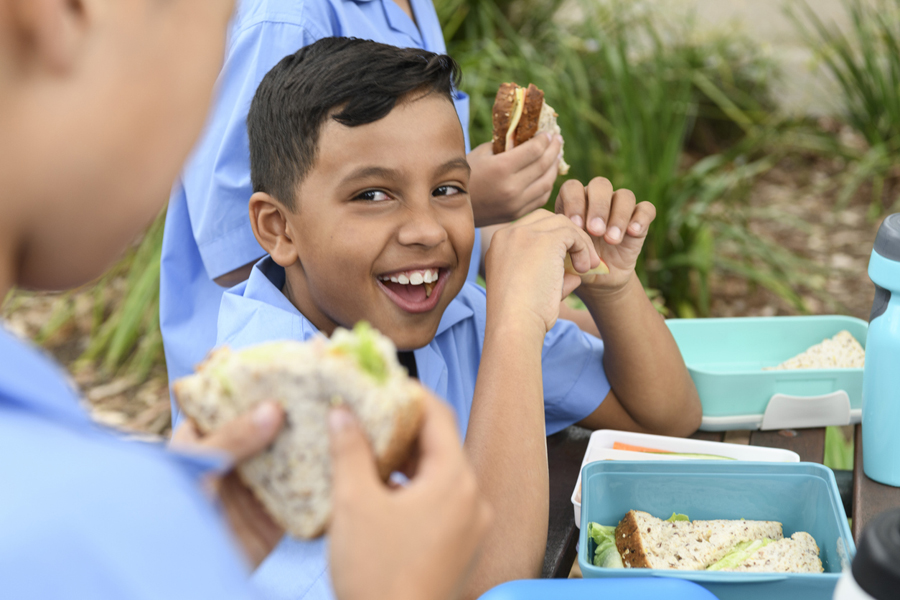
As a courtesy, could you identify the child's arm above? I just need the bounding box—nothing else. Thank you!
[463,210,601,596]
[556,178,702,436]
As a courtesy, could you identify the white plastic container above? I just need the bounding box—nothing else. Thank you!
[571,429,800,526]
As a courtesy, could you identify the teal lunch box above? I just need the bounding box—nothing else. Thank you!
[479,578,718,599]
[578,461,855,600]
[666,316,867,430]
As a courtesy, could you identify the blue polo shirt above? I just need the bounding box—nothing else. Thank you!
[219,257,610,600]
[0,327,258,599]
[160,0,479,424]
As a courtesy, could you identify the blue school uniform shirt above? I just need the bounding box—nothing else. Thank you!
[0,327,258,599]
[219,256,610,600]
[160,0,480,424]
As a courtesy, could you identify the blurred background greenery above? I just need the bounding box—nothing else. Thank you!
[5,0,899,462]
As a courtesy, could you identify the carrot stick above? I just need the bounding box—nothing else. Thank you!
[612,441,673,454]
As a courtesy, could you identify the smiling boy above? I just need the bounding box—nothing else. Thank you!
[217,37,701,599]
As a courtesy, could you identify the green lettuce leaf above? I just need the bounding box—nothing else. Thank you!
[666,513,690,522]
[706,538,774,571]
[587,522,624,568]
[329,322,388,383]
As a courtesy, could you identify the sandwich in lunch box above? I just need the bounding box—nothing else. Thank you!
[588,510,823,573]
[173,322,425,539]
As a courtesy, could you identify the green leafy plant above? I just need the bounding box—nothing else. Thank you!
[792,0,900,213]
[440,0,807,316]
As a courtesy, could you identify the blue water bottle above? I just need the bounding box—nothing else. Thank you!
[862,213,900,486]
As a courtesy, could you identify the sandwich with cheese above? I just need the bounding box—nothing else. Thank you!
[492,82,570,175]
[588,510,823,573]
[173,322,425,539]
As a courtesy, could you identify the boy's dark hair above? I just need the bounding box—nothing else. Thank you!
[248,37,462,210]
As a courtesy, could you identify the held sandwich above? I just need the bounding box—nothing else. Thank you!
[491,82,570,175]
[173,322,425,539]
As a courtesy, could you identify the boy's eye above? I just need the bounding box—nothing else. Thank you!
[354,190,392,202]
[433,185,465,197]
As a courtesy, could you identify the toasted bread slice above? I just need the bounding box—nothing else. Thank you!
[173,324,425,539]
[492,82,518,155]
[615,510,783,570]
[732,532,824,573]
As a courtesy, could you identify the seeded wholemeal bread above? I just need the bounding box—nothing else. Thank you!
[173,323,425,539]
[615,510,783,570]
[733,532,824,573]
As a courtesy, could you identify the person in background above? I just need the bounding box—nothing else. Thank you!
[0,1,489,599]
[160,0,563,424]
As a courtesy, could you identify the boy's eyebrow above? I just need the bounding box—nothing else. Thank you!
[341,158,472,186]
[435,158,472,177]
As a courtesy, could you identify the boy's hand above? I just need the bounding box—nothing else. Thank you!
[555,178,656,293]
[170,402,286,569]
[329,391,491,600]
[467,134,562,227]
[485,209,601,335]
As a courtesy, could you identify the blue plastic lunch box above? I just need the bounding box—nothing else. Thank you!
[578,461,855,600]
[666,316,867,430]
[479,578,718,599]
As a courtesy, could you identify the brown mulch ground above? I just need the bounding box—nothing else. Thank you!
[2,149,891,438]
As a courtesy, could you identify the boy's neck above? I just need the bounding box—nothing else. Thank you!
[281,264,338,337]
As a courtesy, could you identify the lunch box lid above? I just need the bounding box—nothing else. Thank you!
[479,578,718,599]
[666,315,867,430]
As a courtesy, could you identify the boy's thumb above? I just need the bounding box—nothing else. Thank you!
[329,407,379,496]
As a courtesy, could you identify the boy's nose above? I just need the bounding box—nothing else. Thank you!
[397,203,449,248]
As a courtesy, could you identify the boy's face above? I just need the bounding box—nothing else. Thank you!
[3,0,233,290]
[280,93,474,351]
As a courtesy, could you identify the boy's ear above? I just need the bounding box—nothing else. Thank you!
[249,191,300,268]
[9,0,89,74]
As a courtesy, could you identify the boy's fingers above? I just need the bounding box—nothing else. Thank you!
[627,201,657,239]
[561,214,600,274]
[518,157,560,215]
[517,135,561,184]
[506,132,551,171]
[584,177,614,238]
[410,392,465,480]
[555,179,589,229]
[604,188,637,245]
[329,407,381,499]
[196,401,285,464]
[170,418,201,446]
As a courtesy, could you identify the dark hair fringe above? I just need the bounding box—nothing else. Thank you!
[248,37,462,210]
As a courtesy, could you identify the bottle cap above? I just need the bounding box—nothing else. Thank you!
[873,214,900,262]
[852,508,900,600]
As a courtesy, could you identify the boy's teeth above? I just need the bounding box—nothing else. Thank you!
[425,282,435,298]
[380,268,440,286]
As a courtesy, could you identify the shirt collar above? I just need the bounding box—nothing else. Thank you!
[237,256,473,389]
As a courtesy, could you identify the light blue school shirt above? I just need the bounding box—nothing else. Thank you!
[0,327,258,599]
[219,256,610,600]
[160,0,479,424]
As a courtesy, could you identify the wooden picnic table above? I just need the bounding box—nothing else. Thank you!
[541,423,900,578]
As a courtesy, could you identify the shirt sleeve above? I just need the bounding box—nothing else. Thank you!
[0,441,259,600]
[182,21,324,280]
[541,319,611,434]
